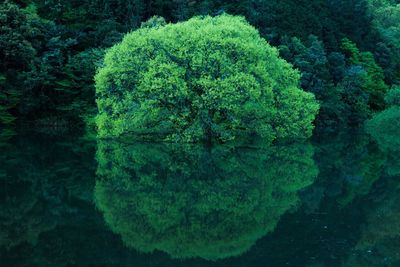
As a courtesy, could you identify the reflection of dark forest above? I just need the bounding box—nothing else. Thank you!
[0,130,399,266]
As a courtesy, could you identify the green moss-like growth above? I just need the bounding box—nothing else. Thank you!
[94,141,318,260]
[95,14,319,143]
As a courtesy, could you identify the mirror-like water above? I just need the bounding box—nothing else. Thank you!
[0,130,399,267]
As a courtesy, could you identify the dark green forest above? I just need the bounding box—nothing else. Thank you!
[1,0,400,139]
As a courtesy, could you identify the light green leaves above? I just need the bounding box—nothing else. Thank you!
[95,14,319,143]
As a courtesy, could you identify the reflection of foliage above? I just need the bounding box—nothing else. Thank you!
[358,191,400,253]
[366,106,400,152]
[343,180,400,267]
[0,174,56,250]
[336,145,385,207]
[307,131,385,210]
[0,134,95,251]
[95,141,318,260]
[0,142,55,250]
[385,151,400,177]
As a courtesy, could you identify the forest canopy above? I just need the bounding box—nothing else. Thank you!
[95,15,319,144]
[0,0,399,139]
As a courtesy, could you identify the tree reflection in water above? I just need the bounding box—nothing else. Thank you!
[343,122,400,266]
[95,141,318,260]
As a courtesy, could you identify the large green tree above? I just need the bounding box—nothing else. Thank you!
[95,14,319,143]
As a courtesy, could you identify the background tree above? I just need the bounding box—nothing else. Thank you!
[0,1,35,130]
[341,38,389,110]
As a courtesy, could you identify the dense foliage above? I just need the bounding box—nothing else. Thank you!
[366,86,400,151]
[95,15,318,143]
[0,0,399,137]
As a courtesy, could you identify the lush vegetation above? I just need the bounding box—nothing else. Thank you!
[1,1,400,263]
[95,15,318,143]
[366,86,400,151]
[1,0,399,141]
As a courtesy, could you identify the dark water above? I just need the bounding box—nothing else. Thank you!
[1,130,399,267]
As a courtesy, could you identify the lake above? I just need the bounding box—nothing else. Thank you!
[0,129,399,267]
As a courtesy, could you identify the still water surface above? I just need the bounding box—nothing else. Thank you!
[0,130,399,266]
